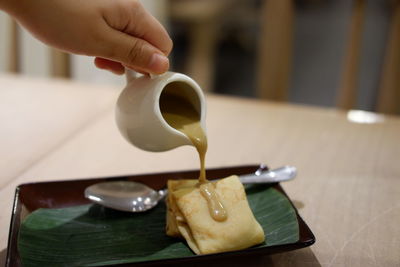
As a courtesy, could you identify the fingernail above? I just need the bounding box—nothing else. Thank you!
[148,53,169,74]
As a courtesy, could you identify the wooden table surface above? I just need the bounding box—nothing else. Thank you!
[1,74,399,266]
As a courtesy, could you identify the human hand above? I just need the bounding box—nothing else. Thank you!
[1,0,172,75]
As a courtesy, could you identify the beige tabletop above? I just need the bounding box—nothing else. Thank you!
[1,73,399,266]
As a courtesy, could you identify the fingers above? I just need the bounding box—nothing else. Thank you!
[124,2,173,56]
[94,57,150,75]
[96,0,172,74]
[103,0,173,57]
[99,27,169,74]
[94,57,125,75]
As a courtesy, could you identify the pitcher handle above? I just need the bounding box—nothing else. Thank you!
[125,68,140,83]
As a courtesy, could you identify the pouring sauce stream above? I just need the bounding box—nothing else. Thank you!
[160,86,227,222]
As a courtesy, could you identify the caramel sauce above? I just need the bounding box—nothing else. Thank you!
[160,85,227,221]
[199,183,227,221]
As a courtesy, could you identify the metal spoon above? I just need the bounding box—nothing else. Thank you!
[84,166,296,212]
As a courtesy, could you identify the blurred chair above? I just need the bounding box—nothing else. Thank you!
[169,0,231,92]
[338,0,400,114]
[3,18,70,78]
[336,0,366,109]
[377,0,400,114]
[257,0,400,114]
[50,47,70,78]
[257,0,294,101]
[8,19,18,73]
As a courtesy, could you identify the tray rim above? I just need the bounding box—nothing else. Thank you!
[6,164,315,267]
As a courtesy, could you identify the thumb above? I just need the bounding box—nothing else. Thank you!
[100,29,169,74]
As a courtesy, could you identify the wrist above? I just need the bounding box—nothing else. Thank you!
[0,0,26,17]
[0,0,11,12]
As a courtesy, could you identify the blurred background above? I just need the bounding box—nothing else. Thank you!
[0,0,399,114]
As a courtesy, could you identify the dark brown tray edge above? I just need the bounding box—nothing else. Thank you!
[14,164,266,189]
[6,187,21,267]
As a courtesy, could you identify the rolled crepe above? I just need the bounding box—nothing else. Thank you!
[166,175,265,255]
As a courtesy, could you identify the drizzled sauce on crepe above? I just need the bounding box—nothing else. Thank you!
[160,85,227,222]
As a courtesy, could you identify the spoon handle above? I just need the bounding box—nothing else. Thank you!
[238,166,297,184]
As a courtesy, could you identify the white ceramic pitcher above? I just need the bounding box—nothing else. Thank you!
[115,70,206,152]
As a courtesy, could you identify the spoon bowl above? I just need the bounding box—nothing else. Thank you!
[85,181,165,212]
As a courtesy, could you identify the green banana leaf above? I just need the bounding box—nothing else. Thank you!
[18,185,299,266]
